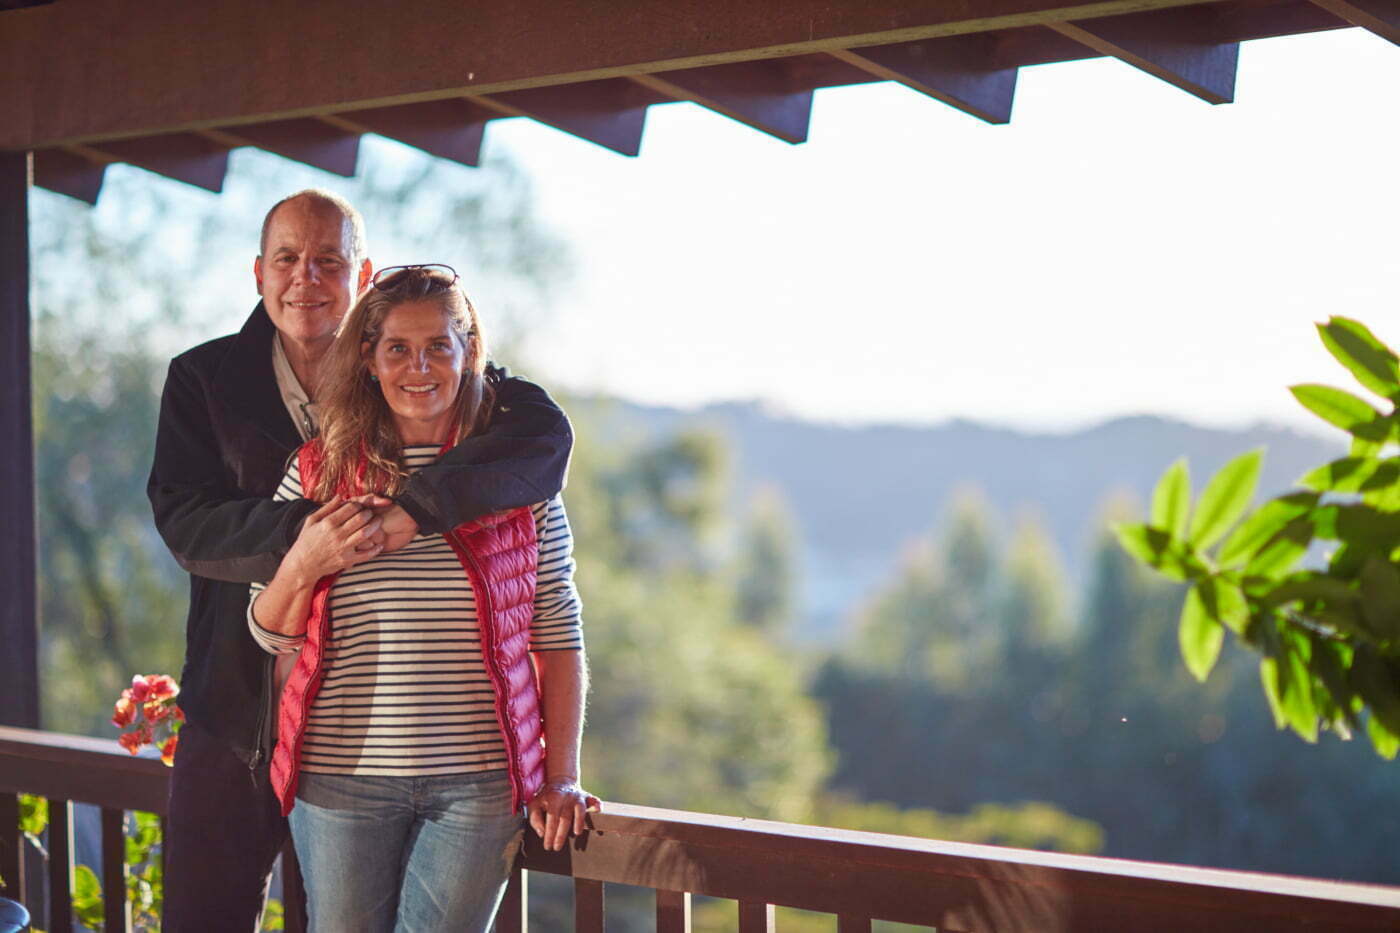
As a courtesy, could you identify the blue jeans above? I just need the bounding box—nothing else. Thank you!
[289,770,524,933]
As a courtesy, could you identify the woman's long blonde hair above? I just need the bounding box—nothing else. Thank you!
[310,266,493,500]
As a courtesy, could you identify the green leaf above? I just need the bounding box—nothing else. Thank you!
[1299,456,1382,493]
[1365,715,1400,760]
[1309,636,1356,729]
[1360,461,1400,512]
[1352,645,1400,737]
[1245,518,1312,580]
[1352,434,1386,458]
[1281,630,1319,743]
[1315,503,1400,552]
[1200,576,1250,635]
[1290,383,1390,441]
[1114,523,1201,582]
[1189,450,1262,550]
[1358,556,1400,640]
[1150,459,1191,541]
[1180,584,1225,681]
[262,897,287,932]
[1218,492,1319,568]
[1260,657,1288,730]
[1318,316,1400,403]
[1259,571,1358,611]
[19,793,48,836]
[1258,624,1319,741]
[73,863,104,929]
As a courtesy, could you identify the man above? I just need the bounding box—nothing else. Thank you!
[148,190,573,931]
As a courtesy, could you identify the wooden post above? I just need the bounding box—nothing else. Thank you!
[0,151,38,730]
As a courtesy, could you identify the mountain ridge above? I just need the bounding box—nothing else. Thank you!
[566,396,1343,639]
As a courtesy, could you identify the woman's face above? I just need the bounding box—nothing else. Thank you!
[365,299,468,445]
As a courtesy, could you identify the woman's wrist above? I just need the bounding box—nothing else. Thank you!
[544,773,580,785]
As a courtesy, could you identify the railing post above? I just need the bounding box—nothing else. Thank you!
[738,900,774,932]
[574,878,604,933]
[47,798,73,933]
[0,151,39,733]
[0,793,20,905]
[100,808,130,933]
[656,889,691,932]
[494,865,527,933]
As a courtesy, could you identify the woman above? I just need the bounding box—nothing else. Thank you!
[248,265,597,932]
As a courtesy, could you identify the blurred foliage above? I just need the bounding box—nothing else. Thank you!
[1117,317,1400,758]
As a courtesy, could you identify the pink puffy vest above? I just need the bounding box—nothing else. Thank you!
[268,441,546,816]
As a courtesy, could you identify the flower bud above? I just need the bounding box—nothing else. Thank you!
[160,735,179,767]
[118,732,143,755]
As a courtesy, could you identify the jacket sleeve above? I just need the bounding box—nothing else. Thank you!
[395,369,574,535]
[147,356,318,584]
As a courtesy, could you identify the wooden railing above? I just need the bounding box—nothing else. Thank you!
[5,725,1400,932]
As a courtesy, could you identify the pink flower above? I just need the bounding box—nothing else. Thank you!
[146,675,179,701]
[143,700,170,724]
[133,722,153,746]
[128,675,152,703]
[112,695,137,728]
[117,732,143,755]
[160,735,179,767]
[172,705,186,723]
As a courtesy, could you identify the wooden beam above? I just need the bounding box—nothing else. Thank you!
[78,133,229,193]
[0,152,38,732]
[1047,6,1239,103]
[832,34,1017,123]
[328,99,495,167]
[1307,0,1399,42]
[631,59,814,144]
[474,79,665,156]
[201,118,360,177]
[32,149,106,204]
[0,0,1238,151]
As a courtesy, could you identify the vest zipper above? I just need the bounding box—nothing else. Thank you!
[249,653,275,775]
[286,585,333,781]
[445,528,526,809]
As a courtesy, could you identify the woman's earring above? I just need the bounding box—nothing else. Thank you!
[369,372,379,382]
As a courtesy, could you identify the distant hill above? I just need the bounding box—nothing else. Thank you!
[569,398,1343,640]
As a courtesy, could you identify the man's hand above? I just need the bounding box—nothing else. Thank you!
[373,501,420,553]
[527,779,601,851]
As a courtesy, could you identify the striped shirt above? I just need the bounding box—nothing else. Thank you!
[248,445,582,777]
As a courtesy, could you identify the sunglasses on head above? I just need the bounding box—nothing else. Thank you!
[369,264,460,290]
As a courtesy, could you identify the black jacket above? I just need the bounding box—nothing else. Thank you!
[147,302,572,767]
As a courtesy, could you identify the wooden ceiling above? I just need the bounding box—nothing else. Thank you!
[4,0,1395,203]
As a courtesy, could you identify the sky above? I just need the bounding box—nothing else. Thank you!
[480,27,1398,436]
[45,26,1398,438]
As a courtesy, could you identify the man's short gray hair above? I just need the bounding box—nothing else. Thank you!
[259,189,368,267]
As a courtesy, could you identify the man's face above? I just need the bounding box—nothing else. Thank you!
[254,198,369,350]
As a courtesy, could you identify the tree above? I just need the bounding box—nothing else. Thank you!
[857,490,1000,690]
[733,485,800,636]
[562,420,832,822]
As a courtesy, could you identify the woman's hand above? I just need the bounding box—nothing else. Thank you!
[527,778,601,851]
[285,497,384,584]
